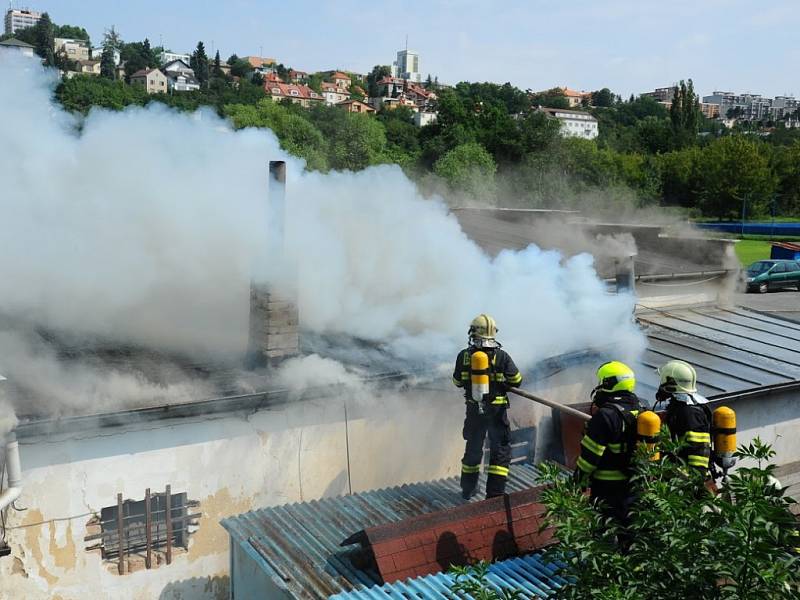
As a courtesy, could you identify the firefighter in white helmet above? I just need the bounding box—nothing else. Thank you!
[452,314,522,499]
[656,360,712,475]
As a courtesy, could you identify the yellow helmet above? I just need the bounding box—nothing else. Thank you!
[595,361,636,393]
[658,360,697,394]
[469,314,498,340]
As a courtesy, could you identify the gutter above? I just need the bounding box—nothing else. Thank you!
[0,432,22,511]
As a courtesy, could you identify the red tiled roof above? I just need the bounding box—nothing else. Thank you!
[346,487,553,583]
[265,82,321,100]
[331,71,351,80]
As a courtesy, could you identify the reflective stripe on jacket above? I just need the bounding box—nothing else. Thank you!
[452,347,522,405]
[577,391,643,483]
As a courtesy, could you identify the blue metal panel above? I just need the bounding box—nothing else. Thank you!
[328,554,566,599]
[221,464,547,599]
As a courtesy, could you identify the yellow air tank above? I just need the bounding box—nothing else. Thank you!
[713,406,737,471]
[637,410,661,461]
[470,351,490,403]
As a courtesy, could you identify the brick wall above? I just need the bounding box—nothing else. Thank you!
[246,287,299,368]
[346,486,554,584]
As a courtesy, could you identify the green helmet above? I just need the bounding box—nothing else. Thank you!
[658,360,697,394]
[595,361,636,393]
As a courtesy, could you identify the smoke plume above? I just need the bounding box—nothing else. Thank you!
[0,53,645,419]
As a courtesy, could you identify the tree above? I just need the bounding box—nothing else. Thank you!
[225,99,328,170]
[367,65,392,98]
[433,142,497,198]
[53,24,90,44]
[190,41,209,86]
[100,46,116,79]
[213,50,223,77]
[694,135,777,218]
[670,79,700,148]
[56,74,148,112]
[591,88,615,108]
[529,87,570,109]
[34,12,55,66]
[534,437,799,599]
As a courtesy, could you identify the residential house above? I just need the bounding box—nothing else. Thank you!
[4,8,41,35]
[54,37,90,62]
[74,60,102,76]
[327,70,351,90]
[264,82,322,107]
[288,69,308,83]
[537,107,599,139]
[374,76,437,109]
[130,67,168,94]
[337,99,375,114]
[217,62,231,77]
[91,46,121,65]
[159,51,191,65]
[369,95,418,112]
[246,55,276,75]
[162,59,194,76]
[321,81,349,106]
[0,37,35,57]
[534,86,592,108]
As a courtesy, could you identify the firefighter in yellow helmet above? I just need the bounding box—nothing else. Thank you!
[452,314,522,499]
[656,360,712,475]
[575,361,645,527]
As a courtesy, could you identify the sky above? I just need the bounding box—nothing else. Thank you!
[31,0,800,98]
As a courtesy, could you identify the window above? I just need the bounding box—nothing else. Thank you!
[772,263,786,273]
[85,486,199,575]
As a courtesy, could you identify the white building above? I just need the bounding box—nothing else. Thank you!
[4,8,41,35]
[414,111,437,127]
[391,49,421,83]
[163,60,200,92]
[0,37,35,57]
[159,51,191,66]
[538,107,599,140]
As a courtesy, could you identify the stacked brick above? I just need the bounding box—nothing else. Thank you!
[352,487,554,584]
[247,287,299,368]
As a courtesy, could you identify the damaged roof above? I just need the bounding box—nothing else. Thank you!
[221,464,549,599]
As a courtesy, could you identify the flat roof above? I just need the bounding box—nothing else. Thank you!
[221,464,547,599]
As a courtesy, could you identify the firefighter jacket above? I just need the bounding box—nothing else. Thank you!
[665,399,712,471]
[577,391,644,483]
[452,347,522,406]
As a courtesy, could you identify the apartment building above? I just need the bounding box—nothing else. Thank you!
[4,8,41,35]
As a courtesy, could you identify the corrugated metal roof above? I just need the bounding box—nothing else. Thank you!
[329,552,565,599]
[221,464,546,600]
[637,306,800,400]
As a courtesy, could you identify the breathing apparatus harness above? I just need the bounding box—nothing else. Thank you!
[467,333,502,416]
[654,386,738,482]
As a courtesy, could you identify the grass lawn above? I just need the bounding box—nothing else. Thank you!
[734,240,771,266]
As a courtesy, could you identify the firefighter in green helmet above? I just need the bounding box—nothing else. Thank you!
[452,314,522,499]
[656,360,712,476]
[575,361,645,526]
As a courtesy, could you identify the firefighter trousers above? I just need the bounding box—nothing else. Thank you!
[461,401,511,498]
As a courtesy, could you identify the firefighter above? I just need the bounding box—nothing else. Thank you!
[656,360,712,475]
[452,314,522,499]
[575,361,645,527]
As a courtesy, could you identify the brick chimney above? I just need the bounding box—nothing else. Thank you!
[246,161,299,369]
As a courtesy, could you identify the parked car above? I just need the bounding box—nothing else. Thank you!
[745,259,800,293]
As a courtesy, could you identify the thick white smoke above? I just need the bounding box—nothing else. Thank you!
[0,53,644,418]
